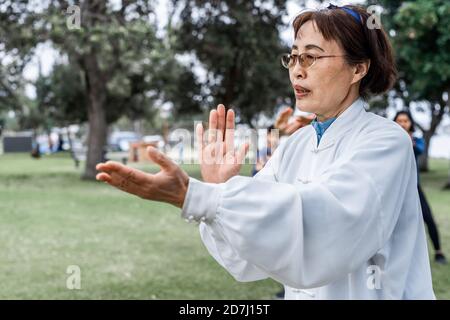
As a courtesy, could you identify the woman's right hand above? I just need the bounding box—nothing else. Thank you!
[96,146,189,208]
[197,104,249,184]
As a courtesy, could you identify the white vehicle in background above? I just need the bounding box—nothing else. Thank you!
[108,131,141,152]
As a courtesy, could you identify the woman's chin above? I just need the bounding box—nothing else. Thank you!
[296,99,316,114]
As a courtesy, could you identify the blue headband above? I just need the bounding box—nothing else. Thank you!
[327,4,362,25]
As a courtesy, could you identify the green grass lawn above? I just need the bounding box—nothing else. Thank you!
[0,152,449,299]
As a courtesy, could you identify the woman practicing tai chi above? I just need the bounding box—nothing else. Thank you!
[96,5,435,299]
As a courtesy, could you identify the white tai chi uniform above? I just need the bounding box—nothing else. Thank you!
[181,98,435,299]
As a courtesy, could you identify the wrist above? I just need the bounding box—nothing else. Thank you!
[180,177,221,223]
[175,175,190,208]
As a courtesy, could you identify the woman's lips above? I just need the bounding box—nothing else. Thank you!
[295,91,310,99]
[294,86,311,99]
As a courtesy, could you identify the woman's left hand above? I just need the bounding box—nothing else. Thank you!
[96,146,189,208]
[197,104,249,184]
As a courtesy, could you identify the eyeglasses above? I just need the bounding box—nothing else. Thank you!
[280,53,344,69]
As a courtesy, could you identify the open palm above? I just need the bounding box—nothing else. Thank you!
[197,104,249,184]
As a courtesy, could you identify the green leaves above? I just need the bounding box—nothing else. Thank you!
[171,0,293,125]
[385,0,450,100]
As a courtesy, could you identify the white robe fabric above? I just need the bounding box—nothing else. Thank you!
[181,98,435,299]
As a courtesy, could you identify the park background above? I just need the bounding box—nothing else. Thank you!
[0,0,449,299]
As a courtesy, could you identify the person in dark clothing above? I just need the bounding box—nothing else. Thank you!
[394,110,447,265]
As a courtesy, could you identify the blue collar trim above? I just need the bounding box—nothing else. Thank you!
[311,117,337,145]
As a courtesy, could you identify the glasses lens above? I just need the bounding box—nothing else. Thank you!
[281,54,291,68]
[299,53,315,68]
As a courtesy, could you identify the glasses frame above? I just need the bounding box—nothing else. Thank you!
[281,52,345,69]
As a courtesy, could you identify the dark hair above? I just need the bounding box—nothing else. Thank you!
[393,110,416,133]
[292,5,397,99]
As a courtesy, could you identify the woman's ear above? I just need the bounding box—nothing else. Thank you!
[351,60,370,84]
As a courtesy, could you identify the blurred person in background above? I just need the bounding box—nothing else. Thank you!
[394,110,447,265]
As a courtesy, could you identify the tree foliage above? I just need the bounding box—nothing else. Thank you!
[0,0,202,179]
[172,0,294,126]
[368,0,450,173]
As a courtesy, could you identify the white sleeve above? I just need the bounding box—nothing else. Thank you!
[181,128,415,288]
[181,143,285,282]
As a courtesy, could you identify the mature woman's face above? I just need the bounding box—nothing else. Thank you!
[289,20,357,118]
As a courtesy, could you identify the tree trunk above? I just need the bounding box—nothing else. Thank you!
[65,126,80,168]
[418,131,432,172]
[418,102,445,172]
[222,50,241,108]
[81,53,108,180]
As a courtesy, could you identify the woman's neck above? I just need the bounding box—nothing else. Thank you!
[315,91,360,122]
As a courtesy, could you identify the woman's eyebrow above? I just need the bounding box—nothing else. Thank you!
[305,44,325,52]
[291,44,325,52]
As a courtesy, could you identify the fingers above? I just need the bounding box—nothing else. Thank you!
[96,164,146,195]
[96,162,133,181]
[96,161,148,184]
[275,107,293,128]
[280,109,293,125]
[225,108,235,155]
[281,107,294,118]
[217,104,226,141]
[205,104,237,160]
[96,170,147,197]
[226,108,235,130]
[96,161,125,173]
[96,172,112,183]
[208,109,218,144]
[285,117,313,135]
[147,146,176,172]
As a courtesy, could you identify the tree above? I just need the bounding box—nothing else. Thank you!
[369,0,450,176]
[0,0,201,179]
[171,0,295,126]
[0,0,37,115]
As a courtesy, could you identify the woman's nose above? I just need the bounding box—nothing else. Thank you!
[292,61,306,79]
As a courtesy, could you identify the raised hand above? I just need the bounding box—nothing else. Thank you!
[96,146,189,208]
[275,107,315,136]
[197,104,249,184]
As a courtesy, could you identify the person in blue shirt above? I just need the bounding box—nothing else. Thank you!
[394,111,447,264]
